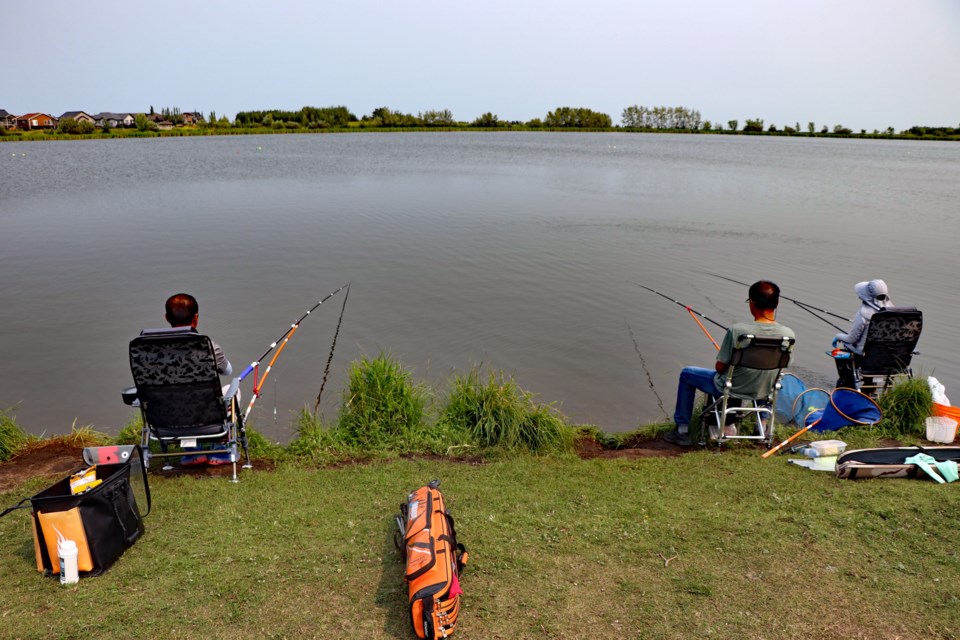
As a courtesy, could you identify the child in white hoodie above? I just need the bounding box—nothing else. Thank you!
[833,279,892,388]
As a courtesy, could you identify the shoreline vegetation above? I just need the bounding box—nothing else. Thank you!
[1,358,955,639]
[0,354,936,469]
[3,104,958,142]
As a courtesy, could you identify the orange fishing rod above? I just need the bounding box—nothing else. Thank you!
[635,284,725,350]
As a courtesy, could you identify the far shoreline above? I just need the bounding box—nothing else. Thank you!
[3,125,958,143]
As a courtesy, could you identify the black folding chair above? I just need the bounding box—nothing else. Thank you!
[853,307,922,396]
[699,334,795,448]
[122,328,251,482]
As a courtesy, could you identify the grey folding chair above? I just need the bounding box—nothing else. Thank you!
[699,334,795,448]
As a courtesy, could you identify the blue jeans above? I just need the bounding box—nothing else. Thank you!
[674,367,722,427]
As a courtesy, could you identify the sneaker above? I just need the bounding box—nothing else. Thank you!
[663,428,693,447]
[180,454,208,466]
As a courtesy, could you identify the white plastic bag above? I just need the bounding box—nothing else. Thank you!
[928,376,950,406]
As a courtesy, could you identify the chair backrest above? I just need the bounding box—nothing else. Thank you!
[129,329,227,433]
[859,307,922,374]
[729,334,795,370]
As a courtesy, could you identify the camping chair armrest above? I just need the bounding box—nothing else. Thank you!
[223,378,241,401]
[121,386,140,407]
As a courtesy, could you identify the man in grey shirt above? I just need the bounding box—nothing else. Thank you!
[664,280,795,447]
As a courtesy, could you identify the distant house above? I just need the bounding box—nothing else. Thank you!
[59,111,96,124]
[182,111,204,125]
[0,109,16,128]
[93,112,136,128]
[16,113,58,129]
[146,113,174,130]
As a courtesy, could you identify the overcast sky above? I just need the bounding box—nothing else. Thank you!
[5,0,959,131]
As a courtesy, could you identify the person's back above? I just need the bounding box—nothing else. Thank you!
[665,279,794,447]
[721,320,796,399]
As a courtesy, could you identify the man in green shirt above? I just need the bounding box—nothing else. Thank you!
[664,280,795,447]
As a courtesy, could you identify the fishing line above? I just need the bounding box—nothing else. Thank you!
[626,320,667,417]
[314,283,351,414]
[701,272,850,323]
[634,283,724,350]
[239,283,349,421]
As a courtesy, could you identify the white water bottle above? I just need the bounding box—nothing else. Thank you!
[56,530,79,585]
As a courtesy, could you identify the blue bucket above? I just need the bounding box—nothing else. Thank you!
[808,388,882,432]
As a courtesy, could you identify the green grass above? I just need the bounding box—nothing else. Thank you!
[0,409,30,461]
[1,454,957,639]
[439,369,573,453]
[876,378,933,438]
[336,353,432,450]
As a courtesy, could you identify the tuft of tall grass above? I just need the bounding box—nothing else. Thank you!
[0,409,30,461]
[288,409,347,463]
[114,413,143,445]
[876,377,933,437]
[336,354,429,449]
[439,369,572,453]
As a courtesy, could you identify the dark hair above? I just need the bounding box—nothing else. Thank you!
[748,280,780,310]
[165,293,198,326]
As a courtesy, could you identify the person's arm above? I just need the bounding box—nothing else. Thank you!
[834,309,867,348]
[715,328,735,374]
[212,341,233,376]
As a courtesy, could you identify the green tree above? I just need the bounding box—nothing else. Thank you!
[743,118,764,133]
[135,113,151,131]
[472,112,500,127]
[727,119,738,131]
[702,120,712,131]
[57,117,80,134]
[419,109,454,126]
[808,122,815,134]
[833,124,852,134]
[545,106,611,128]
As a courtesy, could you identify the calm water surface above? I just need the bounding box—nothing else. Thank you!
[2,132,958,438]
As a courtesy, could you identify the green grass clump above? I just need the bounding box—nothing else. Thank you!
[337,354,429,449]
[439,370,572,453]
[287,409,348,463]
[0,409,30,461]
[114,412,143,445]
[876,378,933,437]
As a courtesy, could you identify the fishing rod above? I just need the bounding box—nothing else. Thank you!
[702,273,850,324]
[314,283,351,413]
[239,283,350,421]
[634,283,725,350]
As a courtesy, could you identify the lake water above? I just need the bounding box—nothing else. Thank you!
[2,132,958,439]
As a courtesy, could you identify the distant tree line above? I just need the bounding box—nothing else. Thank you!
[8,102,958,141]
[235,106,356,128]
[621,105,701,130]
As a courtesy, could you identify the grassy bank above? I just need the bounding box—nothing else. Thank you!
[1,453,957,639]
[0,365,952,638]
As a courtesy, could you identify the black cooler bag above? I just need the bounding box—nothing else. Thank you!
[2,445,151,577]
